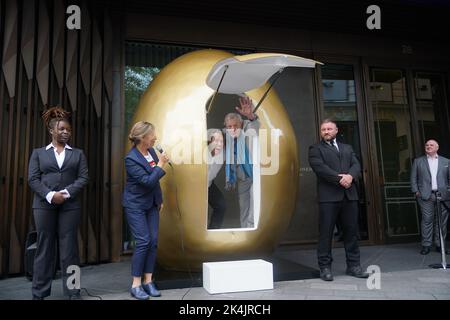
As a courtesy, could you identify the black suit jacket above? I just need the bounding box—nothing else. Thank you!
[28,146,89,210]
[308,140,361,203]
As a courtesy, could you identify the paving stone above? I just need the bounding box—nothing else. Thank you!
[309,283,358,290]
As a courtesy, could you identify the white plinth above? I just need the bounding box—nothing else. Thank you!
[203,259,273,294]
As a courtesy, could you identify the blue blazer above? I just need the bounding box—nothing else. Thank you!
[122,147,165,210]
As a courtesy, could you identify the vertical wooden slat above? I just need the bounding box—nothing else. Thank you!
[76,82,88,264]
[65,22,78,110]
[90,8,103,263]
[0,0,5,277]
[1,0,18,276]
[21,0,35,80]
[79,0,91,95]
[36,0,49,106]
[1,0,17,98]
[20,79,34,261]
[52,0,65,103]
[79,1,92,265]
[103,10,113,102]
[91,18,102,117]
[101,91,111,261]
[20,0,36,261]
[78,0,88,264]
[9,59,25,274]
[110,9,124,262]
[101,8,112,262]
[87,101,99,263]
[0,78,5,276]
[5,91,16,274]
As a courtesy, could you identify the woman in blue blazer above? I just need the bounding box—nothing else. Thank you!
[123,121,169,300]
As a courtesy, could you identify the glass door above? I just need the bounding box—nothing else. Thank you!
[414,72,450,158]
[321,63,369,240]
[369,68,420,241]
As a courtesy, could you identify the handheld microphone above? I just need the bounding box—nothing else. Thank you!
[155,144,172,167]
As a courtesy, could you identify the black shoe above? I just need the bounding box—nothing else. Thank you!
[420,246,431,255]
[435,246,450,254]
[319,267,334,281]
[32,295,44,300]
[346,266,369,279]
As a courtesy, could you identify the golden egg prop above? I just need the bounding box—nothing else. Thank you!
[130,49,315,271]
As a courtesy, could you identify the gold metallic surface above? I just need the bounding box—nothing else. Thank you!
[130,49,299,271]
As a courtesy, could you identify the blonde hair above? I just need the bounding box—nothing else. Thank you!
[128,121,155,145]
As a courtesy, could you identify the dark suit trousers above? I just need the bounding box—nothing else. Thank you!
[318,197,361,269]
[417,193,449,247]
[208,182,226,229]
[32,208,80,298]
[125,207,159,277]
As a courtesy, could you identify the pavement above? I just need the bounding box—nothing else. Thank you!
[1,242,450,300]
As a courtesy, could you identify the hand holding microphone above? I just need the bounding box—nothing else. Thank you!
[155,144,172,167]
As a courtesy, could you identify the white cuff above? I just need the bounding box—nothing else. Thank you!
[46,191,56,204]
[60,189,71,199]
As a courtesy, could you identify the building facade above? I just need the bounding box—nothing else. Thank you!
[1,0,449,276]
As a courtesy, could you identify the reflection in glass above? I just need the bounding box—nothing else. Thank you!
[207,129,226,229]
[415,72,450,158]
[206,94,260,230]
[321,64,368,240]
[370,68,419,238]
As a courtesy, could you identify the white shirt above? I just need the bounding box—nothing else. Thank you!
[427,154,439,191]
[45,143,72,204]
[144,152,154,163]
[327,139,339,152]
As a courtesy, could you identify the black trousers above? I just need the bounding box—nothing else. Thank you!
[208,182,226,229]
[317,197,361,269]
[32,208,80,298]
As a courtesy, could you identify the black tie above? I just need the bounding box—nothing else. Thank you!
[331,140,339,152]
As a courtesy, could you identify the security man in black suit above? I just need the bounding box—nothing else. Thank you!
[308,119,368,281]
[28,107,88,299]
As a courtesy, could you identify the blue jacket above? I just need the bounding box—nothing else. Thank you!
[122,147,165,210]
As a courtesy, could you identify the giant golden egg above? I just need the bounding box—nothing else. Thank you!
[130,49,319,271]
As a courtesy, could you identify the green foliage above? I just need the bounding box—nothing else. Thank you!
[124,66,160,130]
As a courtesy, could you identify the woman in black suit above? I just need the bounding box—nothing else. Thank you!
[123,121,169,300]
[28,107,88,300]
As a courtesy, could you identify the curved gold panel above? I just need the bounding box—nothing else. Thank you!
[130,49,299,271]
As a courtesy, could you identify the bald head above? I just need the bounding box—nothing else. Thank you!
[425,139,439,157]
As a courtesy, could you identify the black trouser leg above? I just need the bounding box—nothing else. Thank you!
[317,202,340,268]
[208,182,226,229]
[58,209,81,296]
[32,209,58,298]
[339,199,361,268]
